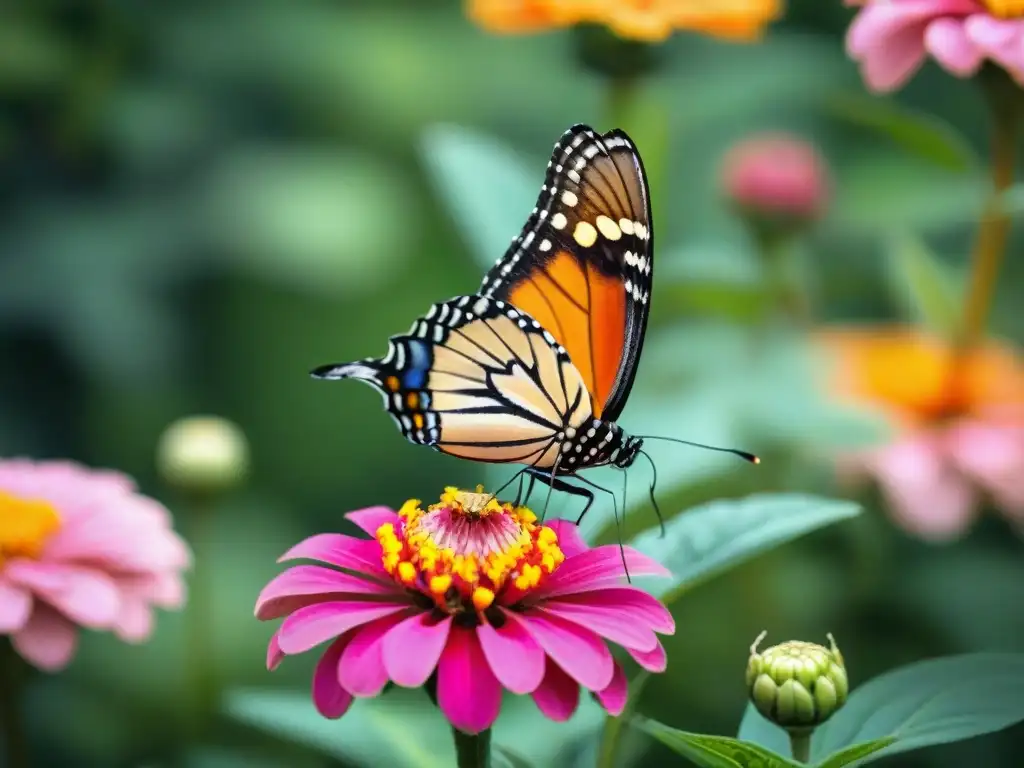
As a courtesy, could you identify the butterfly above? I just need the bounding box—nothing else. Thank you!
[312,124,755,522]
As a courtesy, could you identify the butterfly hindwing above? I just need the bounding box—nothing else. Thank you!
[311,294,596,469]
[480,124,653,423]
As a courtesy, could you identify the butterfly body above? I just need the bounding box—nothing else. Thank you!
[313,123,654,519]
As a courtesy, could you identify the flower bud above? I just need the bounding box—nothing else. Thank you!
[746,631,848,731]
[157,415,250,495]
[720,133,830,228]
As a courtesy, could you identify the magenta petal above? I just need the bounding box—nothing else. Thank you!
[340,612,411,696]
[544,519,589,558]
[477,613,545,694]
[278,534,389,579]
[312,635,355,719]
[267,631,285,671]
[511,610,613,691]
[534,604,658,652]
[629,641,667,672]
[382,612,452,688]
[531,657,580,721]
[924,17,984,76]
[535,545,669,599]
[345,506,400,537]
[277,601,407,655]
[549,587,675,634]
[438,626,502,734]
[0,579,32,633]
[595,662,629,716]
[255,565,403,620]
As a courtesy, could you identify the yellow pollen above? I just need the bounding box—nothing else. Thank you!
[377,487,566,615]
[982,0,1024,18]
[0,491,62,564]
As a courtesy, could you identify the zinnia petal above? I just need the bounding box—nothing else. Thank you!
[533,545,669,599]
[339,612,411,697]
[255,564,403,620]
[924,17,984,75]
[12,604,79,672]
[4,561,121,628]
[277,601,407,655]
[533,603,659,652]
[312,635,355,719]
[344,506,400,537]
[382,612,453,688]
[437,626,503,735]
[628,640,667,672]
[547,587,675,635]
[531,657,580,721]
[0,579,32,633]
[544,519,589,558]
[278,534,390,580]
[512,610,614,691]
[477,613,546,694]
[267,630,285,671]
[595,662,629,716]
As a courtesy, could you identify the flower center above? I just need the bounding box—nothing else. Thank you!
[981,0,1024,18]
[375,486,565,615]
[0,491,61,564]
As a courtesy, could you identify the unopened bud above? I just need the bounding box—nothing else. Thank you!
[157,415,249,495]
[746,631,848,732]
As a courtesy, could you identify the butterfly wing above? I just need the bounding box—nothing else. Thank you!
[312,294,595,470]
[480,124,653,423]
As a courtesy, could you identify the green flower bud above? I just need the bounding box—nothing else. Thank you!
[746,631,848,732]
[157,415,249,495]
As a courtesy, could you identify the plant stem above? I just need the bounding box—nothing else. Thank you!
[789,731,811,763]
[184,494,218,740]
[0,639,29,768]
[960,69,1019,349]
[452,727,491,768]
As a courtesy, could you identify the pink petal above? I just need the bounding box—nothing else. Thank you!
[339,612,411,696]
[277,601,407,655]
[595,662,629,716]
[4,561,120,628]
[255,565,404,620]
[544,519,589,558]
[267,630,285,671]
[924,17,984,75]
[533,545,669,600]
[533,604,658,652]
[345,506,400,537]
[966,16,1024,82]
[945,422,1024,512]
[278,534,390,580]
[382,612,452,688]
[477,613,546,694]
[867,434,977,541]
[312,635,355,719]
[0,579,32,633]
[437,626,502,734]
[511,610,614,691]
[113,599,153,642]
[531,657,580,721]
[12,604,79,671]
[628,641,667,672]
[548,587,675,634]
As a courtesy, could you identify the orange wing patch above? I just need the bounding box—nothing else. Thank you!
[508,250,625,416]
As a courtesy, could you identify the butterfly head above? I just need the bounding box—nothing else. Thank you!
[611,432,644,470]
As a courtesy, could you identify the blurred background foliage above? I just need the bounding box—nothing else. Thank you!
[3,0,1024,766]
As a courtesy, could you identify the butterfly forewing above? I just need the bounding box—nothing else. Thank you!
[480,124,653,423]
[311,295,595,470]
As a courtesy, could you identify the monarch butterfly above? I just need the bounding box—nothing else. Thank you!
[313,124,756,522]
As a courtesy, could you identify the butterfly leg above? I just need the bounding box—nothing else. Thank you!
[524,467,594,524]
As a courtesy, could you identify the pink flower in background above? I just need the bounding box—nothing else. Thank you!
[256,487,675,734]
[845,0,1024,92]
[818,327,1024,541]
[0,460,191,670]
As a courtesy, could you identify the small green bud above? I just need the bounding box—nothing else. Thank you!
[157,415,249,495]
[746,631,848,732]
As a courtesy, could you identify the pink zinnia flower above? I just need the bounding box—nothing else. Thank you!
[256,487,675,734]
[0,459,192,670]
[817,326,1024,540]
[845,0,1024,92]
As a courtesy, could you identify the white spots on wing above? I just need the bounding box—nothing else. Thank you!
[595,215,621,241]
[635,223,650,241]
[472,297,490,315]
[565,427,576,439]
[551,212,568,230]
[568,169,581,183]
[539,238,552,252]
[573,221,597,248]
[432,324,445,343]
[618,218,635,236]
[561,190,578,207]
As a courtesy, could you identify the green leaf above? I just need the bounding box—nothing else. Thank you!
[628,494,861,604]
[825,92,977,173]
[813,738,896,768]
[598,671,652,768]
[420,124,536,273]
[494,745,537,768]
[737,706,792,756]
[635,717,802,768]
[884,231,963,336]
[812,653,1024,761]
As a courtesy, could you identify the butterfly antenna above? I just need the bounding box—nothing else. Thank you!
[620,467,631,583]
[638,449,666,538]
[636,435,760,465]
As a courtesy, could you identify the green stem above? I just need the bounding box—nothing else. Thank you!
[184,494,218,739]
[788,731,812,763]
[452,727,491,768]
[959,68,1019,350]
[758,229,811,328]
[0,639,29,768]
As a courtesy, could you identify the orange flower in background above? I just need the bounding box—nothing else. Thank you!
[817,326,1024,541]
[467,0,783,43]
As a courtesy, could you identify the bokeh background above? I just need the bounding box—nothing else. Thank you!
[3,1,1024,766]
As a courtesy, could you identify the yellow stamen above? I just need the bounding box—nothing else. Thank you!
[430,574,452,595]
[472,587,495,612]
[982,0,1024,18]
[397,561,417,584]
[0,491,61,564]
